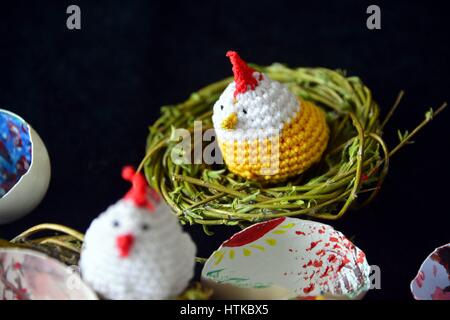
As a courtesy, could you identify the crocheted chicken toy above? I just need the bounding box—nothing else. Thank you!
[79,167,196,300]
[213,51,329,182]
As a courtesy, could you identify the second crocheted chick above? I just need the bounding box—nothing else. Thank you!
[80,167,196,300]
[212,51,329,182]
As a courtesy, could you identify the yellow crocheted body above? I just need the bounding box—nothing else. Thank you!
[218,100,329,182]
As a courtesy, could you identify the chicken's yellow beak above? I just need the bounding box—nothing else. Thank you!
[221,112,238,130]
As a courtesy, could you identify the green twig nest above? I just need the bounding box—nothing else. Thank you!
[141,63,445,231]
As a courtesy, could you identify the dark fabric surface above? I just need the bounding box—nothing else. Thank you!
[0,0,449,299]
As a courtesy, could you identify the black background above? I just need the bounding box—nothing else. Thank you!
[0,0,449,300]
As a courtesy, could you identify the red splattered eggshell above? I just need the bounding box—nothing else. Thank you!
[0,248,97,300]
[201,217,370,299]
[411,243,450,300]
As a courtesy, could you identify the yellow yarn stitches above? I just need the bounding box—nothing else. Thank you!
[219,100,329,182]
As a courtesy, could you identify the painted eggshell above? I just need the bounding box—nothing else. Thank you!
[0,248,97,300]
[201,217,370,299]
[0,109,51,224]
[411,243,450,300]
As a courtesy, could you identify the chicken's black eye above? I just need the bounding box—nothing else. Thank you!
[220,105,224,110]
[113,220,120,228]
[243,109,247,114]
[141,224,150,231]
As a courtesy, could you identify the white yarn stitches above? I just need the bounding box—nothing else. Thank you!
[79,200,196,300]
[212,71,300,142]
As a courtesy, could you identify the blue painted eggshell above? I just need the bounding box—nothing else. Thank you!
[0,109,51,223]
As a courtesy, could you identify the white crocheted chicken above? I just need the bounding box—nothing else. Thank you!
[212,51,329,182]
[79,166,196,300]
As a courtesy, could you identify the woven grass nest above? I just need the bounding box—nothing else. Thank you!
[140,63,446,232]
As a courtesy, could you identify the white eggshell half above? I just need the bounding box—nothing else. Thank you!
[201,217,371,299]
[0,248,98,300]
[410,243,450,300]
[0,109,51,224]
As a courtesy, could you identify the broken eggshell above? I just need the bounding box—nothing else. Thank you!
[0,248,97,300]
[201,217,371,300]
[0,109,51,224]
[410,243,450,300]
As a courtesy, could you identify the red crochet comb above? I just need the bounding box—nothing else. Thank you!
[122,166,155,212]
[226,50,262,98]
